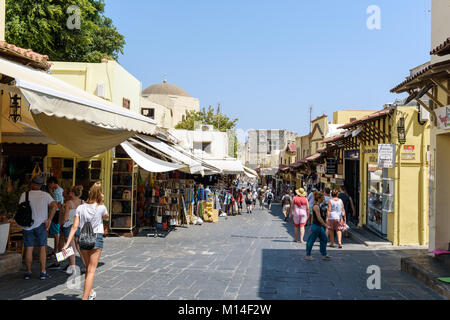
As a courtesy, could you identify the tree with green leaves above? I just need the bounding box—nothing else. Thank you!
[175,105,238,132]
[5,0,125,62]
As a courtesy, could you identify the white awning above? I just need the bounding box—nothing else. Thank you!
[120,141,185,173]
[0,56,156,157]
[243,166,258,179]
[136,135,221,174]
[203,158,244,175]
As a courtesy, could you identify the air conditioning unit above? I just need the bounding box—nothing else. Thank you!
[96,84,106,98]
[419,105,430,123]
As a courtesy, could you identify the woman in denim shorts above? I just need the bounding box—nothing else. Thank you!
[63,182,108,300]
[62,186,85,274]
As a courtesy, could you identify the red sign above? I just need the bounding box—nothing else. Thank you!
[403,145,415,153]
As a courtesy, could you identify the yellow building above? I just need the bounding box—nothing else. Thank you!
[310,115,328,155]
[332,110,377,125]
[337,107,430,246]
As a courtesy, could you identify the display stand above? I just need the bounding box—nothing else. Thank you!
[110,158,137,233]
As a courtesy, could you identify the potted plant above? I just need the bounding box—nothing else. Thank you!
[0,180,27,254]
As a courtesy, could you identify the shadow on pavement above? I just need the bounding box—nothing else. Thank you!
[256,247,445,300]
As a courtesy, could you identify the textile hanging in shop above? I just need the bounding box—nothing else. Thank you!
[120,141,185,173]
[33,112,134,158]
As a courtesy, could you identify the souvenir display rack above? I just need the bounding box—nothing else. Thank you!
[110,158,137,231]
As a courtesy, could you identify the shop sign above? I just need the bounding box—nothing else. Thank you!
[401,145,416,160]
[435,106,450,130]
[326,158,337,174]
[317,165,325,174]
[344,150,360,159]
[320,177,328,183]
[363,148,378,154]
[401,153,415,160]
[378,144,396,168]
[330,178,336,184]
[403,145,415,153]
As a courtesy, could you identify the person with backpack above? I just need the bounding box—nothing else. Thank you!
[290,188,309,243]
[281,190,292,221]
[18,174,58,280]
[305,191,331,261]
[63,182,109,300]
[46,177,65,270]
[338,186,356,235]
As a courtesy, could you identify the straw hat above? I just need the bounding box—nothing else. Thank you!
[295,188,307,197]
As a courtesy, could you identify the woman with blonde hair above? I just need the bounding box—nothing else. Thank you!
[290,188,309,243]
[63,182,108,300]
[62,185,85,275]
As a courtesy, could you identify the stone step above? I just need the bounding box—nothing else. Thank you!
[347,225,392,247]
[401,255,450,299]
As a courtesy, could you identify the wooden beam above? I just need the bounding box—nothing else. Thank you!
[425,92,444,108]
[430,78,450,98]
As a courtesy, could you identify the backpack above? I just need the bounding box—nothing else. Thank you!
[15,192,34,228]
[79,211,97,250]
[319,200,329,221]
[268,193,273,200]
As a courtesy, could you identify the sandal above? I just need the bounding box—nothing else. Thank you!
[338,245,343,249]
[305,256,315,261]
[322,255,332,260]
[329,244,335,248]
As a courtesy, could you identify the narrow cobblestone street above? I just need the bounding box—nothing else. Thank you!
[0,204,444,300]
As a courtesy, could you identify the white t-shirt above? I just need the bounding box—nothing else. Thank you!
[19,190,55,231]
[76,203,108,234]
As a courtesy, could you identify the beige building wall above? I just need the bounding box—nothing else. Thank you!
[431,0,450,64]
[310,115,328,154]
[50,60,142,115]
[332,110,377,125]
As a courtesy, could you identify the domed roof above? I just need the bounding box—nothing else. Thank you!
[143,80,190,97]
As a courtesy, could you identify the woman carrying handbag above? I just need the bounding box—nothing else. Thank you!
[326,190,346,249]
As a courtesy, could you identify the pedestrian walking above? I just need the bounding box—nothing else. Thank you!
[47,177,65,270]
[338,186,356,233]
[281,190,292,222]
[236,189,244,214]
[327,190,346,248]
[20,175,58,280]
[63,182,109,300]
[290,188,309,243]
[306,191,331,261]
[62,185,86,275]
[258,188,265,210]
[266,189,274,210]
[245,189,253,213]
[252,189,258,212]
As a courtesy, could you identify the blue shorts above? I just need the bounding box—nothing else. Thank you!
[63,226,80,239]
[49,222,61,235]
[23,223,47,247]
[94,234,104,250]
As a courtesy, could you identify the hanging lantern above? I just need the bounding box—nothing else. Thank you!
[9,93,22,123]
[397,116,406,145]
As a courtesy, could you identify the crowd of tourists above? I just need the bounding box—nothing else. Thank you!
[220,183,275,215]
[281,185,356,261]
[18,175,107,300]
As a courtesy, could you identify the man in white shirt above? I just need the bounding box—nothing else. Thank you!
[19,175,57,280]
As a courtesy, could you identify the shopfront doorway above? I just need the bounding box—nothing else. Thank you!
[366,164,388,237]
[345,158,360,224]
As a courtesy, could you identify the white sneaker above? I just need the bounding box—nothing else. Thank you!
[66,265,76,275]
[88,290,96,300]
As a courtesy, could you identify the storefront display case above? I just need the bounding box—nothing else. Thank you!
[110,158,137,232]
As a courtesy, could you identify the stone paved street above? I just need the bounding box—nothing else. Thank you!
[0,204,445,300]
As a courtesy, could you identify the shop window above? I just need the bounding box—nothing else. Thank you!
[141,108,155,119]
[366,165,393,237]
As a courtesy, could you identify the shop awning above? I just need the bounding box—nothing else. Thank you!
[243,166,258,179]
[120,141,185,173]
[135,135,221,174]
[203,158,244,175]
[0,56,156,157]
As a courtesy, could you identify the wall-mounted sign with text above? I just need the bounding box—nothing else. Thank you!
[378,144,396,168]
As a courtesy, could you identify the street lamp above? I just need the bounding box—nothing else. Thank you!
[9,93,22,123]
[397,116,406,145]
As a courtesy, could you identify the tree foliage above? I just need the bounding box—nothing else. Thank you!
[5,0,125,62]
[175,105,238,132]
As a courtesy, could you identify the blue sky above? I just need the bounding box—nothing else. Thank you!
[104,0,431,136]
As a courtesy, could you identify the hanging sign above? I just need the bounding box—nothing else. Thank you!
[435,106,450,130]
[378,144,396,168]
[344,150,360,159]
[326,158,337,174]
